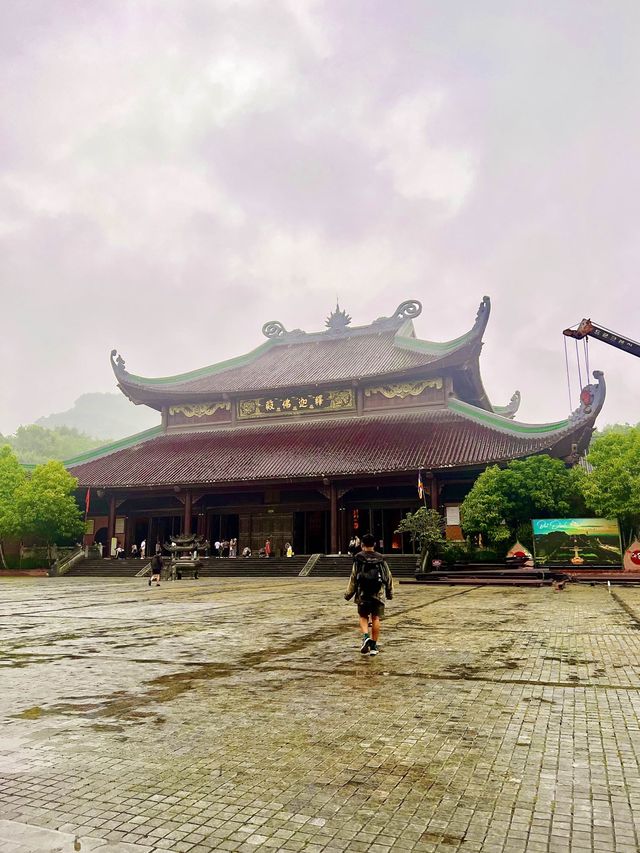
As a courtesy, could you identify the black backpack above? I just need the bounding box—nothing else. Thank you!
[356,558,384,599]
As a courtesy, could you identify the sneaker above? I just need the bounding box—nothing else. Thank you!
[148,579,151,586]
[369,645,379,656]
[360,635,372,654]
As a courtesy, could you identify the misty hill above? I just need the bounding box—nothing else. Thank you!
[37,393,159,440]
[1,425,106,465]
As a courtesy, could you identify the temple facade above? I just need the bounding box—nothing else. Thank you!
[67,297,606,556]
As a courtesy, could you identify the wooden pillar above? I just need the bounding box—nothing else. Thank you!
[429,474,439,512]
[183,491,192,535]
[107,494,116,558]
[339,503,347,553]
[330,482,338,554]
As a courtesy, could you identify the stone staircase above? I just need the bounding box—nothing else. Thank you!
[65,554,419,580]
[201,556,308,578]
[66,558,148,578]
[308,554,419,578]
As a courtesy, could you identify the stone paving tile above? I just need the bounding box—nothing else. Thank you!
[1,579,640,851]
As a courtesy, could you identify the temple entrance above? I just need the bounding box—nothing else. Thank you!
[148,515,182,552]
[133,518,149,553]
[293,510,328,554]
[244,512,293,557]
[344,501,416,554]
[94,526,108,552]
[208,513,239,545]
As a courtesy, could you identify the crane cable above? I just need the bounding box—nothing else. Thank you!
[574,338,584,392]
[563,334,573,412]
[584,336,590,381]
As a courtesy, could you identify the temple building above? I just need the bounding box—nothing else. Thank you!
[68,297,606,556]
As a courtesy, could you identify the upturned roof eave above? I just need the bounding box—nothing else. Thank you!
[448,369,605,440]
[65,373,605,486]
[113,346,482,406]
[109,296,492,403]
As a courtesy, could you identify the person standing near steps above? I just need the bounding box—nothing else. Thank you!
[344,533,393,656]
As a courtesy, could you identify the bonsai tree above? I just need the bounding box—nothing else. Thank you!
[396,507,445,573]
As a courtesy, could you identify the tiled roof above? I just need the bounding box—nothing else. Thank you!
[116,330,472,398]
[68,407,590,489]
[111,297,492,402]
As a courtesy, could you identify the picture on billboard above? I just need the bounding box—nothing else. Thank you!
[531,518,622,567]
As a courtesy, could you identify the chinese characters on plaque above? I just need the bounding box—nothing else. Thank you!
[238,388,355,420]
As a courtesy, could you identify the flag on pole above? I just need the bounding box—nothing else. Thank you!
[417,470,424,501]
[85,488,91,517]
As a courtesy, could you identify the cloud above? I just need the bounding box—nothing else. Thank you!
[371,92,475,212]
[2,0,639,435]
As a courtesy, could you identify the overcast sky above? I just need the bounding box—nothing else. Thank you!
[2,0,639,436]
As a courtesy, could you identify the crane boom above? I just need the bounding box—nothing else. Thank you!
[563,319,640,359]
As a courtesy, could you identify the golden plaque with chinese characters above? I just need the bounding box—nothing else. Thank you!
[237,389,355,420]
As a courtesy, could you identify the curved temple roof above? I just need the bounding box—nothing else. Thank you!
[110,297,494,408]
[67,372,605,489]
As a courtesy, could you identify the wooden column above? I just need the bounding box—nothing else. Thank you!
[107,494,116,558]
[339,504,347,554]
[330,482,338,554]
[429,475,439,511]
[183,490,192,536]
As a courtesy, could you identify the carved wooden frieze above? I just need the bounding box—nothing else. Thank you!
[364,378,443,399]
[169,402,231,418]
[363,378,445,411]
[238,388,355,420]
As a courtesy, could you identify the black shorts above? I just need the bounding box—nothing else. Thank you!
[357,600,385,619]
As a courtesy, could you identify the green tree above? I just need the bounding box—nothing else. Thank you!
[0,446,27,569]
[461,455,580,547]
[395,507,446,572]
[578,425,640,546]
[14,461,84,557]
[3,424,106,464]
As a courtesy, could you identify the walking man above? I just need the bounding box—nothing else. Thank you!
[149,552,163,587]
[344,533,393,656]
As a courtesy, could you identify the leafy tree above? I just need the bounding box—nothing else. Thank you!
[2,424,106,464]
[0,446,27,569]
[578,425,640,546]
[396,507,446,572]
[461,455,580,547]
[14,461,84,555]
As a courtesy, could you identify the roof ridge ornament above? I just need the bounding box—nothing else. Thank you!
[393,300,422,321]
[372,299,422,327]
[262,321,288,339]
[472,296,491,333]
[110,349,126,375]
[569,370,606,422]
[325,302,352,332]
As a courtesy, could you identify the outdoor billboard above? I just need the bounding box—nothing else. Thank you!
[531,518,623,568]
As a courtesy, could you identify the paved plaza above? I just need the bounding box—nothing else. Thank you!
[1,578,640,853]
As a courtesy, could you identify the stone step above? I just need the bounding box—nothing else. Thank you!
[202,557,308,578]
[309,555,418,578]
[68,556,309,578]
[67,554,419,578]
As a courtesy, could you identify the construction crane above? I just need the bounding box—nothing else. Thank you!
[563,319,640,359]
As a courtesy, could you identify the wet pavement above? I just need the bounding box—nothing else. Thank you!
[1,578,640,853]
